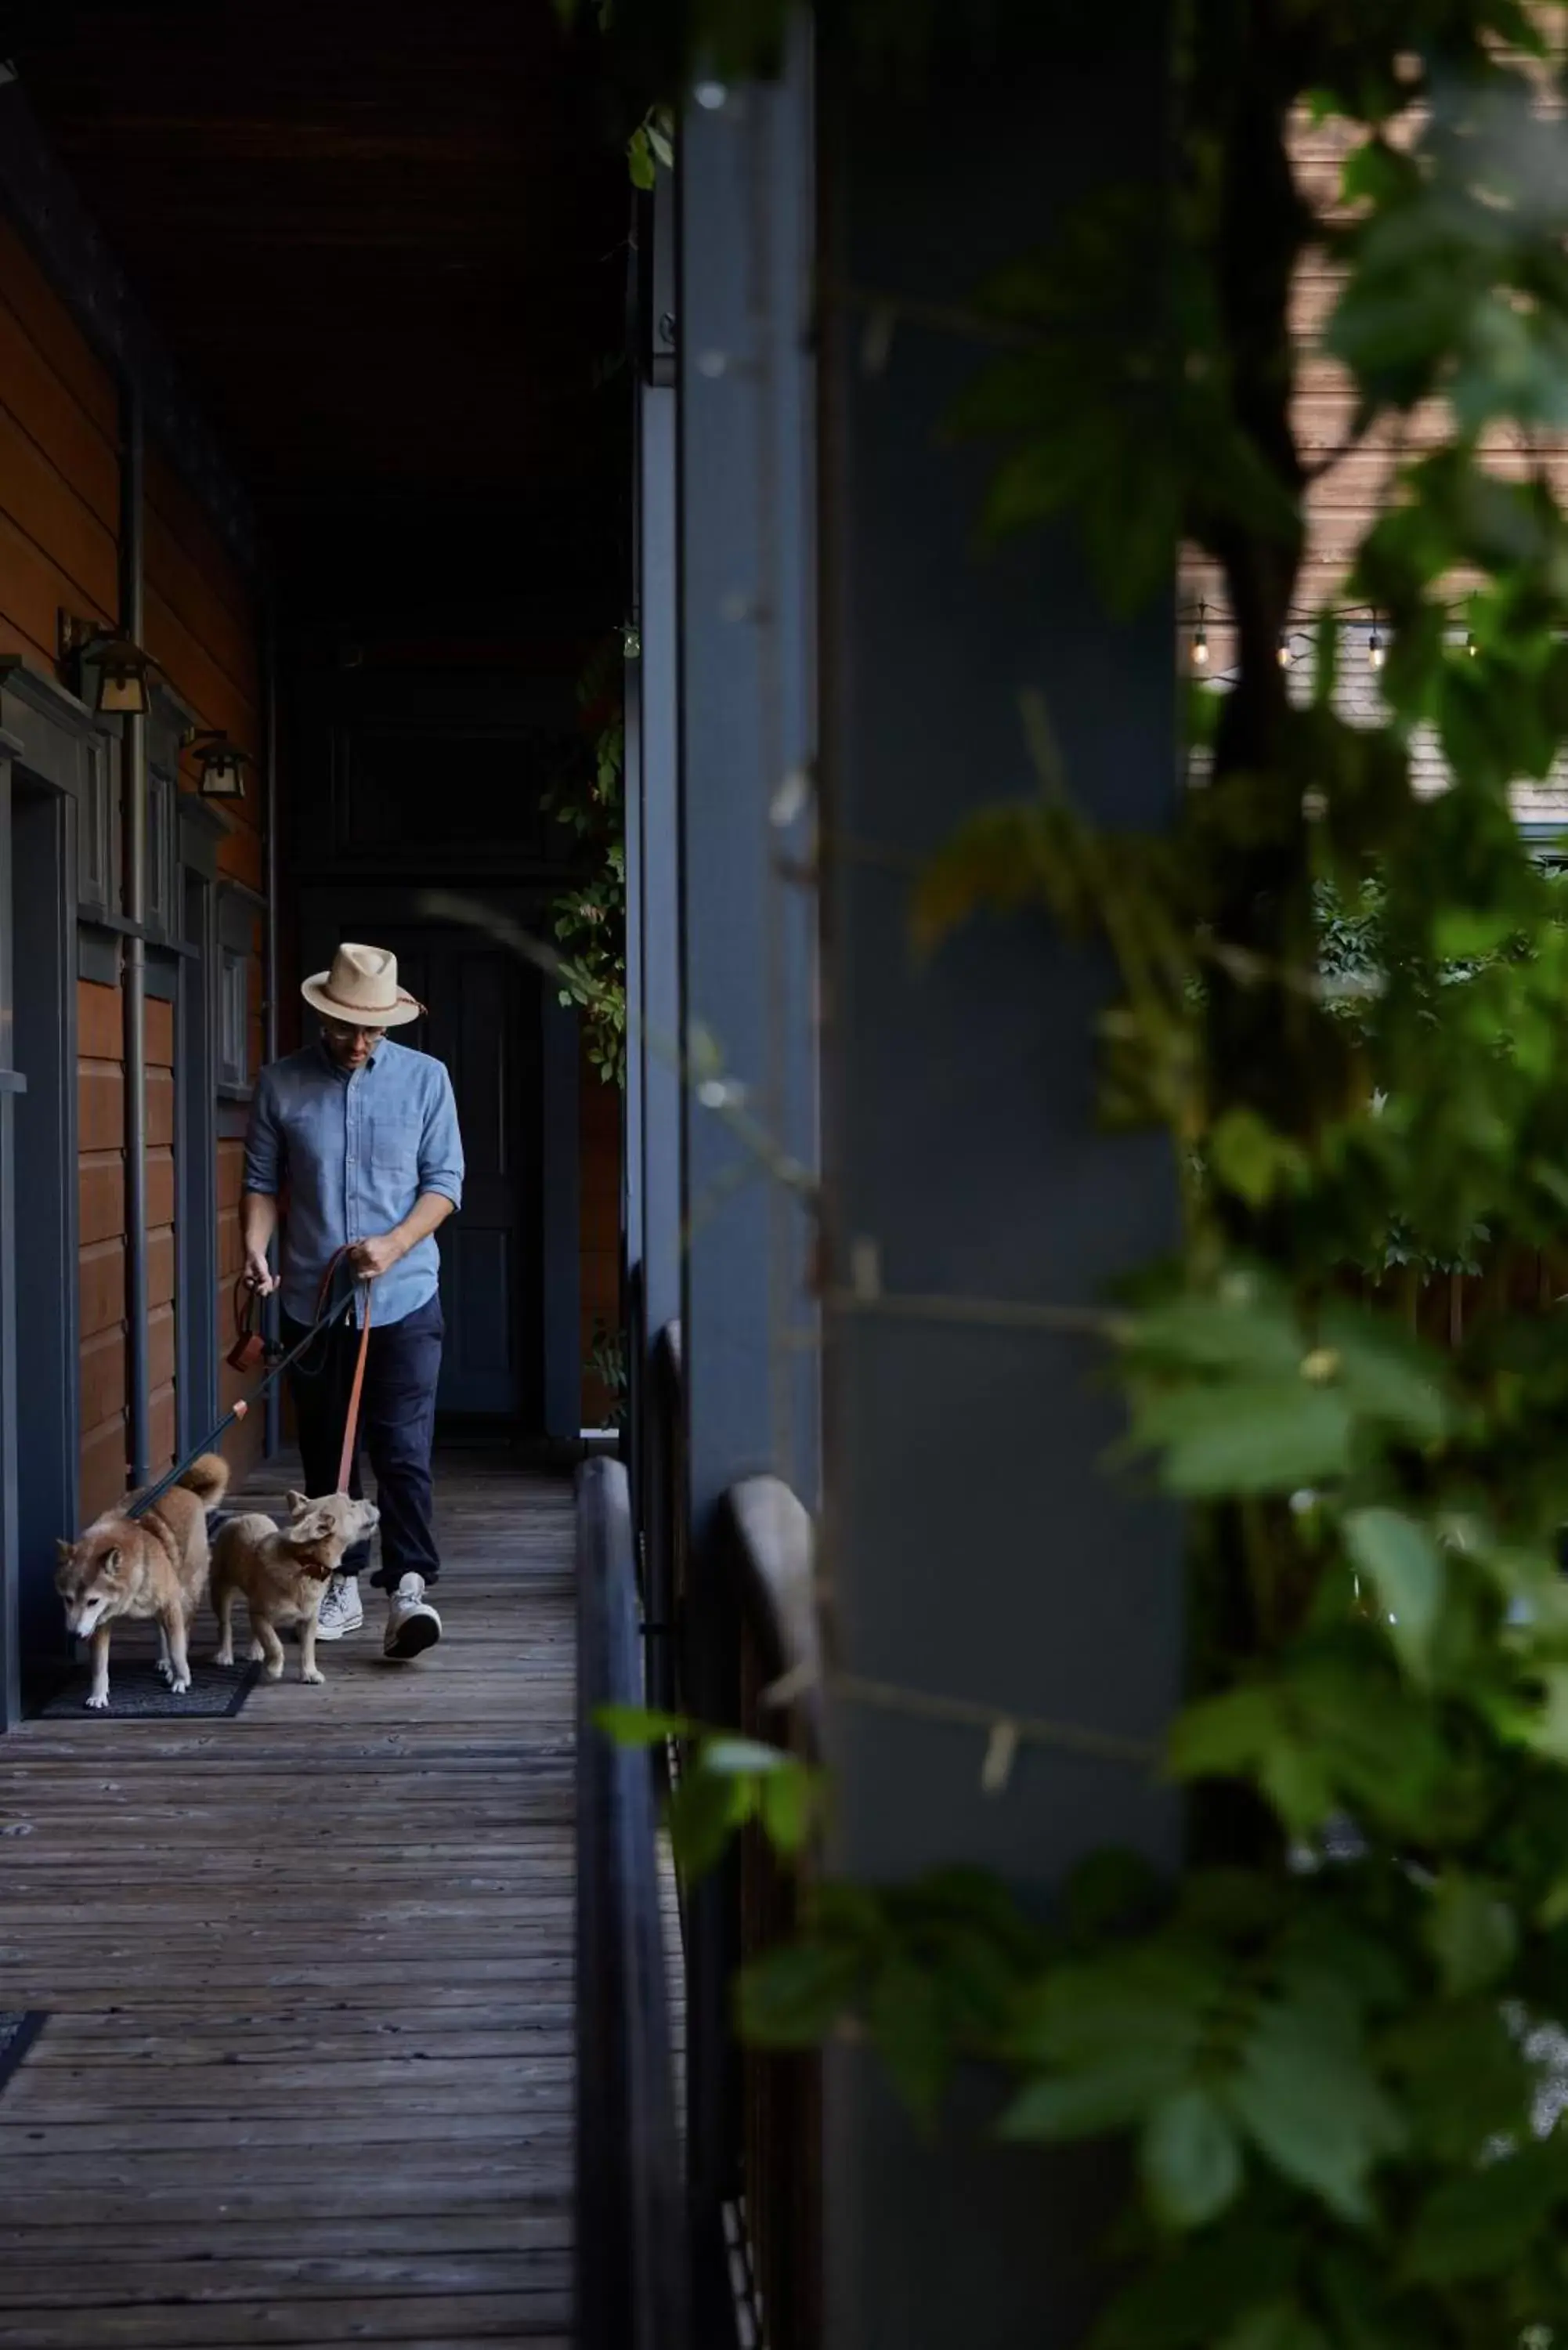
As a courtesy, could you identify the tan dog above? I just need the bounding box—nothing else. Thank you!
[211,1491,380,1687]
[55,1455,231,1711]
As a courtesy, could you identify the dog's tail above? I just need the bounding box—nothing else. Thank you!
[177,1453,231,1510]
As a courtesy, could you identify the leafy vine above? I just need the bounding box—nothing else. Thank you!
[604,3,1568,2342]
[544,632,628,1086]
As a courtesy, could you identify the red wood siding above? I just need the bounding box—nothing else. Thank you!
[0,226,267,1519]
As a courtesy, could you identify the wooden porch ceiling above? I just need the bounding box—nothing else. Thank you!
[8,0,630,613]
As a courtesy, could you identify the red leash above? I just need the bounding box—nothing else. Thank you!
[336,1278,374,1494]
[232,1243,372,1494]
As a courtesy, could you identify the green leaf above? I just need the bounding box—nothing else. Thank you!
[1003,2061,1180,2142]
[627,125,656,190]
[1216,2306,1331,2350]
[1208,1110,1305,1209]
[1423,1872,1517,1998]
[699,1735,793,1776]
[868,1958,951,2124]
[593,1702,692,1745]
[1003,1948,1217,2140]
[1122,1292,1304,1379]
[1342,1509,1444,1679]
[1402,2142,1566,2283]
[1064,1846,1164,1941]
[667,1765,750,1878]
[1132,1379,1354,1497]
[736,1940,862,2048]
[1140,2087,1244,2229]
[1093,2229,1298,2350]
[1223,1987,1404,2222]
[757,1760,819,1855]
[1169,1687,1285,1779]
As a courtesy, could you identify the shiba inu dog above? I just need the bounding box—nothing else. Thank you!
[55,1455,231,1711]
[211,1491,380,1687]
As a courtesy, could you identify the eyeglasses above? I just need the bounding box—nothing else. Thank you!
[322,1020,385,1046]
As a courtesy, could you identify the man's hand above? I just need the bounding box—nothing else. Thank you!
[349,1231,406,1282]
[244,1251,276,1296]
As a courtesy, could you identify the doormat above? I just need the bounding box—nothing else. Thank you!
[34,1658,261,1720]
[0,2014,46,2098]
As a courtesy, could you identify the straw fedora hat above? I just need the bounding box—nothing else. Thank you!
[301,942,423,1029]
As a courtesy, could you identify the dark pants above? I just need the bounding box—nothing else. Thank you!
[283,1292,444,1591]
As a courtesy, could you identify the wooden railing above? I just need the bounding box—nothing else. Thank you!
[724,1476,822,2350]
[575,1455,689,2350]
[636,1318,823,2348]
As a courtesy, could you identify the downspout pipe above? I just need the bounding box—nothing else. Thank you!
[120,384,150,1487]
[262,598,280,1459]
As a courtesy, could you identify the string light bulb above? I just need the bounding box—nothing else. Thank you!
[1191,602,1210,671]
[1277,631,1293,669]
[1466,630,1477,657]
[1367,619,1386,672]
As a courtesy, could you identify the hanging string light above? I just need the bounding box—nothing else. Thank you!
[1367,617,1386,672]
[1466,630,1478,657]
[1277,630,1293,669]
[1190,601,1210,671]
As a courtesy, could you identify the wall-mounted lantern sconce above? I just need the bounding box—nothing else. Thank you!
[184,728,251,801]
[58,609,157,717]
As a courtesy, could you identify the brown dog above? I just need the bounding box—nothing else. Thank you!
[211,1491,380,1686]
[55,1454,231,1710]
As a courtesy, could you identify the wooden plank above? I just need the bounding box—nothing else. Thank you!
[0,2253,570,2310]
[0,2217,572,2258]
[0,305,117,531]
[0,2293,567,2346]
[79,1151,125,1248]
[0,217,119,438]
[0,395,118,612]
[77,978,124,1061]
[78,1236,126,1343]
[0,501,113,669]
[0,1459,581,2348]
[146,504,260,709]
[144,582,258,745]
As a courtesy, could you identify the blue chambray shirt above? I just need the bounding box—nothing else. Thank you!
[244,1039,464,1329]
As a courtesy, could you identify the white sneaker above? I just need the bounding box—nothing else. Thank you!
[315,1574,363,1641]
[384,1573,442,1661]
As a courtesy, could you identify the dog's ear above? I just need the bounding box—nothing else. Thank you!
[286,1490,309,1516]
[101,1546,122,1578]
[55,1538,73,1564]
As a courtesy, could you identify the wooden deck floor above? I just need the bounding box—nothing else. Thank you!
[0,1452,576,2348]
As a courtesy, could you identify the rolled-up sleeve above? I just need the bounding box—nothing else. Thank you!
[418,1067,464,1210]
[244,1068,283,1197]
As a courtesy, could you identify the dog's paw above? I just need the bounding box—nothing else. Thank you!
[265,1659,284,1681]
[155,1658,174,1684]
[168,1675,191,1695]
[85,1690,109,1712]
[213,1646,233,1668]
[301,1665,325,1686]
[247,1640,266,1663]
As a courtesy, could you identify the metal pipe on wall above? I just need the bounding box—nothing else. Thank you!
[262,598,280,1459]
[120,383,151,1488]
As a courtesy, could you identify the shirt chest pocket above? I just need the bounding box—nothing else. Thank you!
[370,1113,419,1175]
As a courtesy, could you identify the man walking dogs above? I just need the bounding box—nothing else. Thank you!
[240,943,464,1661]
